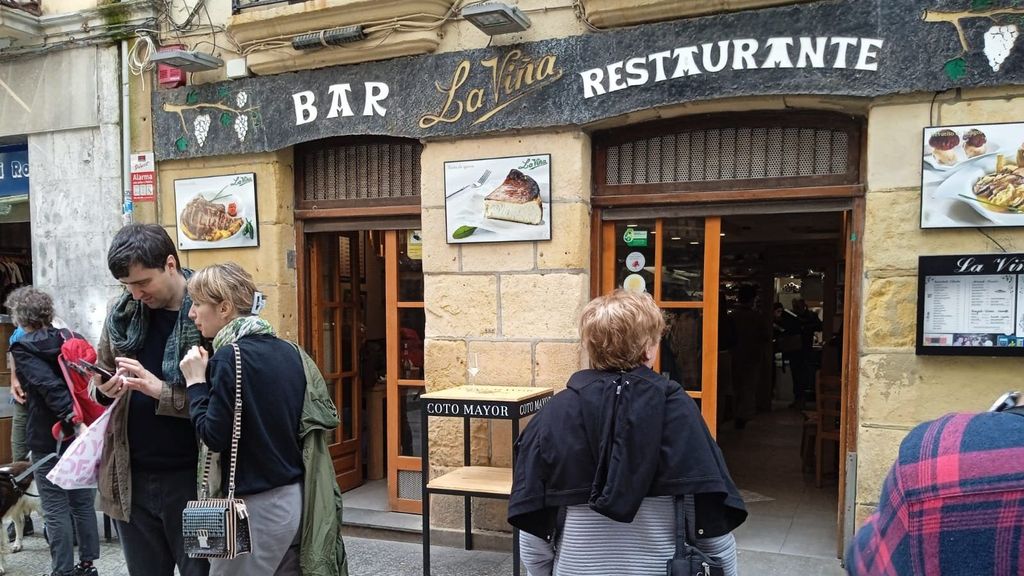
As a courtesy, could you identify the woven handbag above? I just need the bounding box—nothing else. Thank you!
[183,343,252,560]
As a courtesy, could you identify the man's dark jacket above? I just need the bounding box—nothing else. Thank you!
[508,366,747,541]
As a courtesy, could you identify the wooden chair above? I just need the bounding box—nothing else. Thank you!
[815,373,842,488]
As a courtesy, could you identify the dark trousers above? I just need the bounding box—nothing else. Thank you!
[116,467,209,576]
[32,454,100,575]
[789,353,815,404]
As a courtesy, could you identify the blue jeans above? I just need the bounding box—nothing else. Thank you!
[32,453,100,575]
[116,467,209,576]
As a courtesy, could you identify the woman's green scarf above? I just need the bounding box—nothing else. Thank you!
[212,315,276,352]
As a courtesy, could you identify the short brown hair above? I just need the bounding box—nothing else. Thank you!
[5,286,54,329]
[580,290,665,371]
[187,263,258,316]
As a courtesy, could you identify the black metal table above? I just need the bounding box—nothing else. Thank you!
[421,385,553,576]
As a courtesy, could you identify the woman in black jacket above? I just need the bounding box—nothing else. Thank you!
[6,287,100,576]
[178,263,306,576]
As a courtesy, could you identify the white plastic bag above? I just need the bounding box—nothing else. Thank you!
[46,398,118,490]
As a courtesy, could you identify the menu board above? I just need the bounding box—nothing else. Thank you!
[917,253,1024,356]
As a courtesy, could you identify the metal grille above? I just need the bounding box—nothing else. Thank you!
[605,126,849,185]
[302,141,421,202]
[398,470,422,501]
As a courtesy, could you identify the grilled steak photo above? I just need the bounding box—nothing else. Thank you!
[180,195,244,241]
[483,169,543,225]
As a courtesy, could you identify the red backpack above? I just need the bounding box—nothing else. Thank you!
[51,329,106,440]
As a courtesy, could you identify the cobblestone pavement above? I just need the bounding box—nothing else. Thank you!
[1,517,845,575]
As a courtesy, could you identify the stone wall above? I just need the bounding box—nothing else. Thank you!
[153,149,299,338]
[856,89,1024,526]
[420,131,591,532]
[28,46,123,343]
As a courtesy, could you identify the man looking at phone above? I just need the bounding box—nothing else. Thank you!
[92,224,208,576]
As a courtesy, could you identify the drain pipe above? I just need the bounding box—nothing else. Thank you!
[120,39,134,225]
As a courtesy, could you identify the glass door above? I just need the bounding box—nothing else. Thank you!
[600,217,722,436]
[308,232,363,492]
[386,229,425,513]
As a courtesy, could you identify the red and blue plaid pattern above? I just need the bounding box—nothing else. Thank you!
[848,411,1024,575]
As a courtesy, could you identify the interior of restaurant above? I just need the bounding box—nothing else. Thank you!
[711,210,847,559]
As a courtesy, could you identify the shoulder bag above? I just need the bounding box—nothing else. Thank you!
[666,496,725,576]
[182,343,252,559]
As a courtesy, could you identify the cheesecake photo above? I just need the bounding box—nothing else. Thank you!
[444,154,552,244]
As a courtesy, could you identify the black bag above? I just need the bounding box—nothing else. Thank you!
[182,343,252,560]
[666,496,725,576]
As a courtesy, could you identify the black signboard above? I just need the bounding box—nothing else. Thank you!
[154,0,1024,160]
[917,253,1024,356]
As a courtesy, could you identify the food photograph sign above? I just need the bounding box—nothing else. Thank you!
[921,122,1024,229]
[173,173,259,250]
[444,154,552,244]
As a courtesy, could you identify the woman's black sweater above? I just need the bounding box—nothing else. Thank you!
[187,334,305,496]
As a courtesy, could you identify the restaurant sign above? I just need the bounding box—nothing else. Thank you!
[153,0,1024,160]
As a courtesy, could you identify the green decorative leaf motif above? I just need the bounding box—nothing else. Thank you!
[185,90,199,105]
[971,0,993,10]
[175,137,188,152]
[217,86,231,99]
[944,58,966,82]
[220,112,233,127]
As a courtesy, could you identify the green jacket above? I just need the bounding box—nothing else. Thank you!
[294,343,349,576]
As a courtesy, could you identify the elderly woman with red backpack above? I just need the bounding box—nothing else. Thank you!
[6,286,100,576]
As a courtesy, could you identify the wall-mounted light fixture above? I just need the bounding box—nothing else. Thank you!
[461,2,531,35]
[149,49,224,72]
[292,25,366,51]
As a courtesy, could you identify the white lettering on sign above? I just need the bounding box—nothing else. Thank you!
[292,82,391,126]
[955,255,1024,274]
[426,402,510,418]
[519,396,552,416]
[579,36,885,99]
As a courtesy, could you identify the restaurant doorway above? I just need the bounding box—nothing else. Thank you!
[301,228,425,514]
[596,204,860,558]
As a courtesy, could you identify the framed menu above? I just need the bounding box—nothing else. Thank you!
[917,253,1024,356]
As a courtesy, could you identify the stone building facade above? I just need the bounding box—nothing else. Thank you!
[129,0,1024,557]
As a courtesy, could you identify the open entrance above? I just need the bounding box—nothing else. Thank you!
[597,203,859,559]
[714,210,849,560]
[301,228,425,517]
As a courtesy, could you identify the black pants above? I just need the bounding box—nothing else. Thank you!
[789,353,815,403]
[116,467,210,576]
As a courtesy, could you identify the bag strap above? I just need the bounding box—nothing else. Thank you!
[198,343,244,500]
[226,343,243,500]
[673,495,690,559]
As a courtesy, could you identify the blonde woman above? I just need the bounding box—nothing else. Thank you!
[509,290,746,576]
[178,263,348,576]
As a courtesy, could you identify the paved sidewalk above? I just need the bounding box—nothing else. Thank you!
[2,527,846,575]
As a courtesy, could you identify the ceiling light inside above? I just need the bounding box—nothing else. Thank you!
[462,2,531,35]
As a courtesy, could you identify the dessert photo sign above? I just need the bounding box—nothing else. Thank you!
[173,173,259,250]
[444,154,552,244]
[921,122,1024,229]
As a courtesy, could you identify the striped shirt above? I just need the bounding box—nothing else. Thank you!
[520,496,738,576]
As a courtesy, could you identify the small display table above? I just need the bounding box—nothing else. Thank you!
[421,385,553,576]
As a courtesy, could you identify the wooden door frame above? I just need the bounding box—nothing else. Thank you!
[296,205,423,510]
[597,217,721,436]
[385,229,425,514]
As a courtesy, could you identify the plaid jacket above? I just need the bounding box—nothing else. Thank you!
[848,410,1024,575]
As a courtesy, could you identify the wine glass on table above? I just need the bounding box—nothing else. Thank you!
[467,352,479,385]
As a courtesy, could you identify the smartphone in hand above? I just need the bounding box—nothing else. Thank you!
[77,360,114,381]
